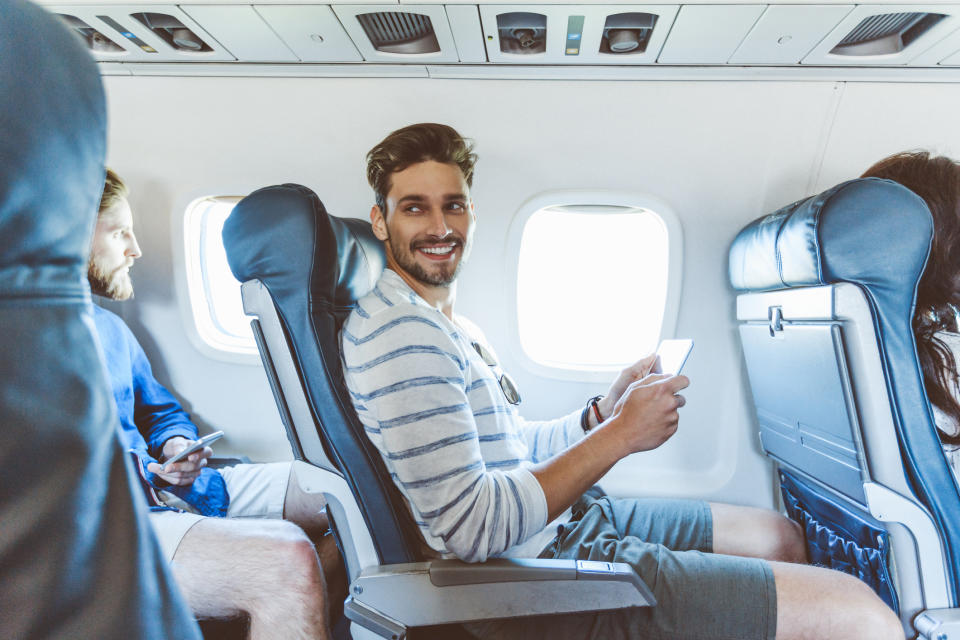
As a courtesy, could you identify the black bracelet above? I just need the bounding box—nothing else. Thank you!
[580,395,604,433]
[580,403,592,433]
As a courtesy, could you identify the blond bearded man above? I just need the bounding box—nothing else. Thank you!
[89,169,343,640]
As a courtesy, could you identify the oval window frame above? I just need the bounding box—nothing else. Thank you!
[503,190,683,382]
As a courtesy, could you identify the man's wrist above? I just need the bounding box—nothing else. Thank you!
[597,396,614,421]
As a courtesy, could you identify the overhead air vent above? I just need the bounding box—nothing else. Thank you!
[58,14,124,53]
[497,12,547,54]
[831,12,946,56]
[131,12,213,52]
[356,12,440,54]
[600,13,658,54]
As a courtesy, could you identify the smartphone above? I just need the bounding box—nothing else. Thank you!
[654,339,694,376]
[162,430,224,471]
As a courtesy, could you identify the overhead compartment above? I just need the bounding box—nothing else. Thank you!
[332,5,460,62]
[657,5,765,64]
[179,5,297,62]
[479,5,678,64]
[50,4,234,62]
[254,5,363,62]
[445,5,488,63]
[802,4,960,65]
[729,5,855,65]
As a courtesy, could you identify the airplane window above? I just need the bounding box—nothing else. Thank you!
[183,196,256,355]
[516,203,672,371]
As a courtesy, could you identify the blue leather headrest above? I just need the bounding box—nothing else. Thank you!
[224,184,385,316]
[0,1,105,299]
[729,178,960,602]
[223,184,425,564]
[729,178,931,293]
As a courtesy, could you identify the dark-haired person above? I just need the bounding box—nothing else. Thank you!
[862,151,960,480]
[90,169,342,640]
[342,123,904,640]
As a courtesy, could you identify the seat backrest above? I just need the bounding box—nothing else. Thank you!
[729,178,959,618]
[223,184,426,576]
[0,2,199,638]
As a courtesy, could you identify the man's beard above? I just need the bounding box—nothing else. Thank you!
[87,258,134,301]
[387,231,468,287]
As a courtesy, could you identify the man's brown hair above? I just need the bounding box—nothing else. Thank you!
[366,123,477,212]
[98,167,128,217]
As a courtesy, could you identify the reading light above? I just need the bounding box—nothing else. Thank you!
[171,28,203,51]
[608,29,641,52]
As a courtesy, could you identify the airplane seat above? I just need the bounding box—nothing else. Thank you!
[728,177,960,637]
[0,1,202,638]
[222,183,656,640]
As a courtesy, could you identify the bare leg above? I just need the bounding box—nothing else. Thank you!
[283,465,330,536]
[170,518,331,640]
[772,561,904,640]
[283,465,348,621]
[709,502,807,563]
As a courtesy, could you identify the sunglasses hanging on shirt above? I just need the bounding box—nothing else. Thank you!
[471,341,521,405]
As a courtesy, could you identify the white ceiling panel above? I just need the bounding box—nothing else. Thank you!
[658,5,765,64]
[255,5,363,62]
[730,5,855,64]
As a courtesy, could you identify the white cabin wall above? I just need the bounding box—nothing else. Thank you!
[816,83,960,189]
[101,76,943,508]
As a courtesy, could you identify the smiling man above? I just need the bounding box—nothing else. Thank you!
[341,123,904,640]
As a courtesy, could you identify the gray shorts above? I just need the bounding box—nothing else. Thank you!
[467,493,777,640]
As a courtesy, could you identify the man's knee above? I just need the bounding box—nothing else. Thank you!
[259,521,324,584]
[774,563,903,640]
[846,578,902,640]
[768,514,806,563]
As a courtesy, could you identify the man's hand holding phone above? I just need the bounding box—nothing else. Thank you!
[595,340,694,423]
[595,339,694,454]
[146,431,221,486]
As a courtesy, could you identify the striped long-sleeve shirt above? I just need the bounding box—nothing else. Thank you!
[342,269,584,562]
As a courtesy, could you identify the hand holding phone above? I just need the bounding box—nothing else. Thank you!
[653,339,694,376]
[162,430,223,471]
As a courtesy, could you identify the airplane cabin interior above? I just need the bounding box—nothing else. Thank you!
[4,0,960,638]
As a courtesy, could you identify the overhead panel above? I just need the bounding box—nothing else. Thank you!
[446,5,487,63]
[942,48,960,64]
[179,5,297,62]
[56,13,128,58]
[254,5,363,62]
[333,5,460,62]
[51,4,235,61]
[802,4,960,65]
[658,5,765,64]
[480,5,678,64]
[729,5,855,65]
[909,24,960,65]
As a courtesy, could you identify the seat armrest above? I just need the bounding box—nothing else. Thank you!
[915,608,960,639]
[345,558,655,638]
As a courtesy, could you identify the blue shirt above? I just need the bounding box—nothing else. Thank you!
[92,304,228,516]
